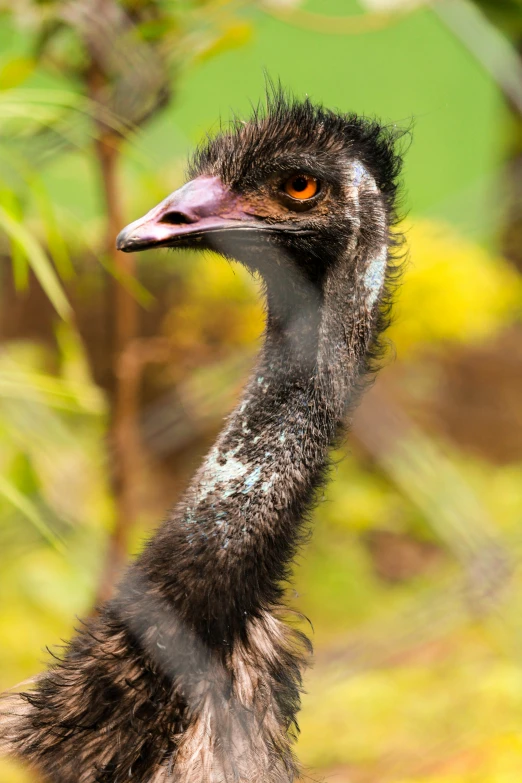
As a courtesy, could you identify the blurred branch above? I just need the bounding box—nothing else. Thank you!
[434,0,522,117]
[61,0,170,129]
[86,66,140,600]
[95,337,171,604]
[353,385,513,613]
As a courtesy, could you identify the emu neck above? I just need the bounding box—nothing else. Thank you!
[135,248,382,647]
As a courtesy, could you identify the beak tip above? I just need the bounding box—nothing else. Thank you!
[116,228,133,252]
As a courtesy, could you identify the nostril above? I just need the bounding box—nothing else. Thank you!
[160,211,194,225]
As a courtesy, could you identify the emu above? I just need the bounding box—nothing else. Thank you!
[0,90,402,783]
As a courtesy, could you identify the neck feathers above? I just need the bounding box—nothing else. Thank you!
[134,161,395,640]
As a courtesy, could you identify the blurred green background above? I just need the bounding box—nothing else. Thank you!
[1,1,522,781]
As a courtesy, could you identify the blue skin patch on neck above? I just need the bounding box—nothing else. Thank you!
[242,466,262,494]
[352,161,367,187]
[363,247,387,307]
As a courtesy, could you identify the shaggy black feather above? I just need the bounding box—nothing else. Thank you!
[0,86,406,783]
[189,86,402,210]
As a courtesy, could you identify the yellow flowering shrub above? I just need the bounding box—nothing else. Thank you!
[389,221,522,356]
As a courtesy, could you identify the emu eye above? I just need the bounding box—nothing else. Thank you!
[284,174,319,201]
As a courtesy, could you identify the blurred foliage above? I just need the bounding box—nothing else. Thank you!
[164,252,264,360]
[0,0,255,316]
[474,0,522,39]
[1,3,522,783]
[0,329,111,695]
[391,221,522,355]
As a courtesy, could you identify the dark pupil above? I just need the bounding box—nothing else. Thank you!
[292,176,308,192]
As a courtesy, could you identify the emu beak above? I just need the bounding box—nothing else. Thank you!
[116,176,257,253]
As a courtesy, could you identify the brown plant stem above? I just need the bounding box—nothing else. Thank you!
[96,336,173,604]
[94,128,142,604]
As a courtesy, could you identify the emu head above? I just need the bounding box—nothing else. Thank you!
[117,92,401,302]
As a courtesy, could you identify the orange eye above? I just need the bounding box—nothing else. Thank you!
[284,174,319,200]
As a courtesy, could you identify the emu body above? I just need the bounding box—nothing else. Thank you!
[0,92,402,782]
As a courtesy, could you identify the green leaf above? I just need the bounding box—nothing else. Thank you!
[194,22,252,64]
[30,176,74,280]
[138,17,180,42]
[0,204,71,319]
[97,252,155,309]
[0,474,65,553]
[0,57,35,90]
[0,149,73,280]
[0,370,105,414]
[0,189,29,290]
